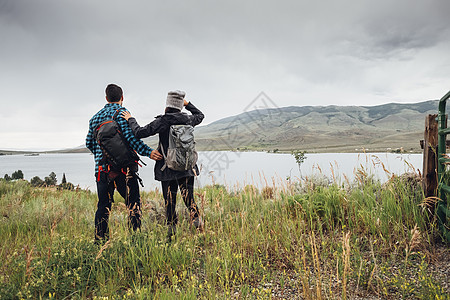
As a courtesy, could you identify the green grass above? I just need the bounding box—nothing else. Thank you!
[0,172,448,299]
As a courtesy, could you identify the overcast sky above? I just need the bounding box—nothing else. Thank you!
[1,0,450,150]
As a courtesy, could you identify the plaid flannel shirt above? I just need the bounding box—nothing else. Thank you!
[86,103,153,176]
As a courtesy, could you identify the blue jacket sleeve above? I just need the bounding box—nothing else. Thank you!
[85,119,96,154]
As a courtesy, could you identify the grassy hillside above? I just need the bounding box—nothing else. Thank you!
[189,100,438,152]
[1,169,448,299]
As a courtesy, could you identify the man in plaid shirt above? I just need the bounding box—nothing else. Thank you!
[86,83,162,241]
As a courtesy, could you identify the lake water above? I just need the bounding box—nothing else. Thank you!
[0,152,422,191]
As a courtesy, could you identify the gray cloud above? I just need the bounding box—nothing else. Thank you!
[1,0,450,150]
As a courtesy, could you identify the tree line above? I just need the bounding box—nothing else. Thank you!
[3,170,75,190]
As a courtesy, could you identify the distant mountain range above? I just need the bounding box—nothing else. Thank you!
[0,100,438,155]
[180,99,438,152]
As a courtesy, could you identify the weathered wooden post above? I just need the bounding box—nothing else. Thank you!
[422,114,438,197]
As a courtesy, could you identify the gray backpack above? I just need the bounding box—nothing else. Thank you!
[160,124,198,171]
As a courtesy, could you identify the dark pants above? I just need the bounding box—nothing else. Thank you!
[161,176,199,226]
[95,165,141,240]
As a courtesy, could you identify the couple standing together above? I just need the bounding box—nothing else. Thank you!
[86,84,204,242]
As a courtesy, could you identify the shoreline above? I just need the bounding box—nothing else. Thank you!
[0,147,423,156]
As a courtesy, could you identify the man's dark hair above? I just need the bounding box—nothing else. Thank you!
[105,84,123,103]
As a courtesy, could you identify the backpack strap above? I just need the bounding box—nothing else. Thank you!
[112,108,122,120]
[159,142,168,171]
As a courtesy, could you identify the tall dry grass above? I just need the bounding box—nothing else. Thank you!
[0,161,447,299]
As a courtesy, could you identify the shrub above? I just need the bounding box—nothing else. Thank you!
[44,172,57,186]
[58,182,74,190]
[11,170,24,180]
[30,176,44,187]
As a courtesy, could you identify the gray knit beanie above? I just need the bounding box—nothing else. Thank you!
[166,90,185,111]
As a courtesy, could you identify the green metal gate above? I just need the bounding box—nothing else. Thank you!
[436,90,450,242]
